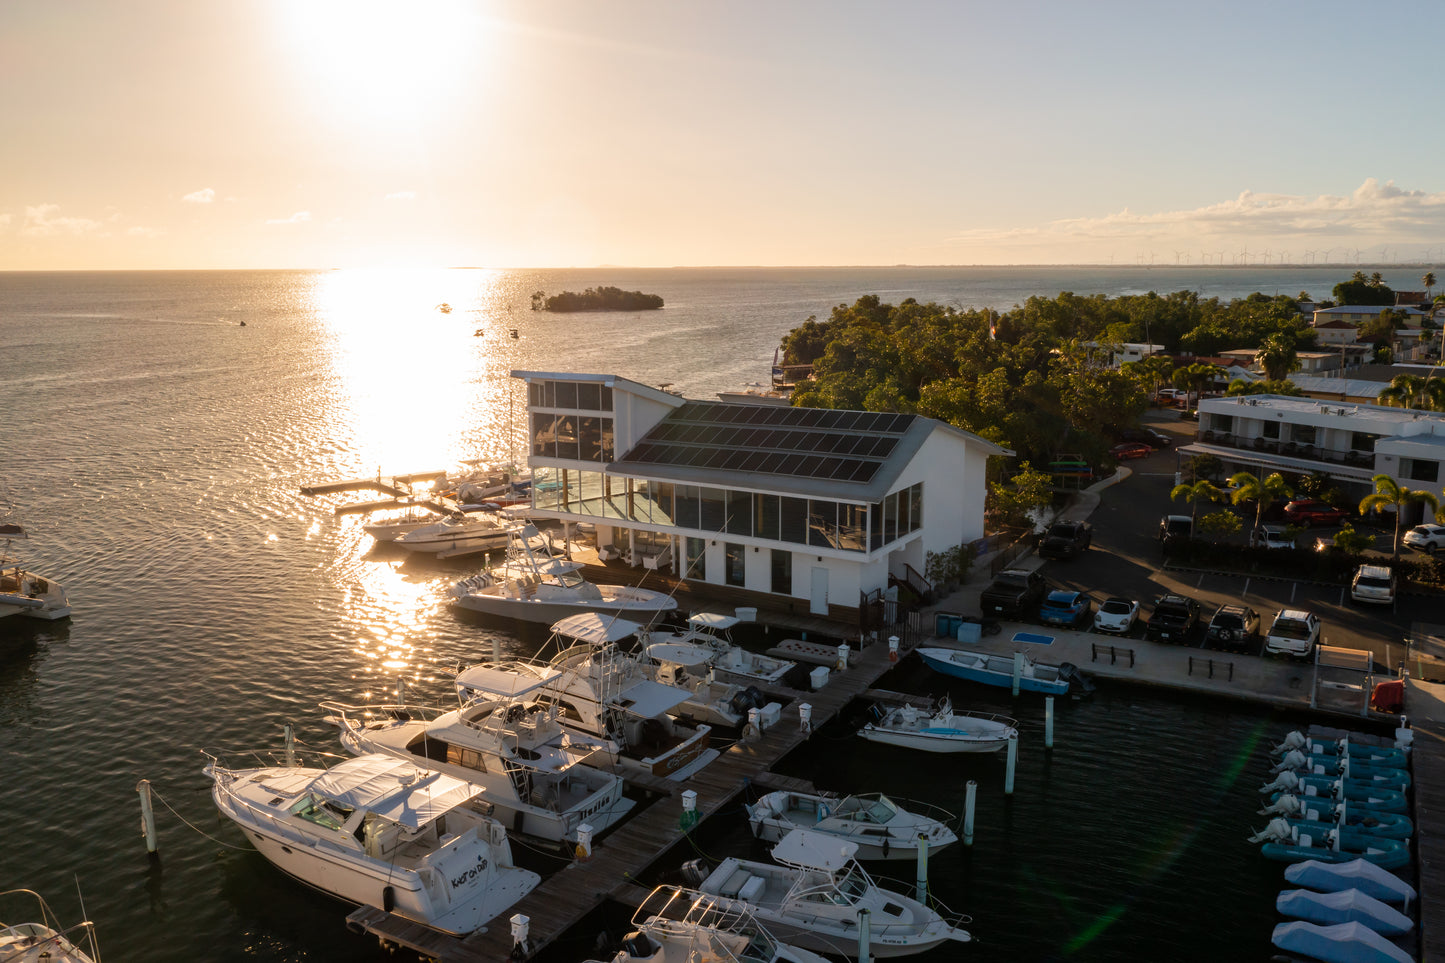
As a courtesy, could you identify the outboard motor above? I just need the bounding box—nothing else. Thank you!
[1057,662,1094,695]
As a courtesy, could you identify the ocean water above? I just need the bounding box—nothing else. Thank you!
[0,266,1411,962]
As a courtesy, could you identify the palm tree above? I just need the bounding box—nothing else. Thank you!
[1424,271,1436,303]
[1172,362,1217,407]
[1229,470,1293,530]
[1170,479,1224,527]
[1358,473,1441,558]
[1378,373,1427,409]
[1255,334,1300,382]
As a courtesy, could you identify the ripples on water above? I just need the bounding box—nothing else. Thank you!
[0,267,1405,961]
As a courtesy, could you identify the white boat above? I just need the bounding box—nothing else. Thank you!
[203,748,539,935]
[0,524,71,621]
[640,614,797,687]
[393,509,513,557]
[746,791,958,861]
[856,697,1017,754]
[689,829,970,958]
[591,884,833,963]
[642,655,767,729]
[361,503,449,543]
[1271,920,1414,963]
[323,685,635,844]
[455,614,719,783]
[0,889,100,962]
[450,527,677,625]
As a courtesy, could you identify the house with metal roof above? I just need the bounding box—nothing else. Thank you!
[514,370,1011,617]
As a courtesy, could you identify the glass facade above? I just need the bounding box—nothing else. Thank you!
[528,377,614,463]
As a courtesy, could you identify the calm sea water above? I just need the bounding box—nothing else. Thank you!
[0,266,1413,962]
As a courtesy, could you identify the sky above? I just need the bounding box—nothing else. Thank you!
[5,0,1445,271]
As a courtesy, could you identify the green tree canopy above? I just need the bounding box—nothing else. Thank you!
[1359,474,1441,557]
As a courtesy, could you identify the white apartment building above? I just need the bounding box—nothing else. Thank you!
[514,370,1010,617]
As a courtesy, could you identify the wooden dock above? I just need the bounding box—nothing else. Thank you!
[1411,719,1445,963]
[346,637,900,961]
[299,470,448,500]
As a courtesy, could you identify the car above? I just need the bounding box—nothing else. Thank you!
[1205,603,1260,651]
[1403,523,1445,554]
[979,568,1049,618]
[1350,564,1397,605]
[1038,520,1093,560]
[1158,515,1193,541]
[1145,594,1201,644]
[1120,427,1173,449]
[1093,596,1139,635]
[1264,609,1321,659]
[1249,525,1294,550]
[1282,499,1350,527]
[1109,442,1153,461]
[1039,590,1093,627]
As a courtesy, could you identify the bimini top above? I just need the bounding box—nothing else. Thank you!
[688,612,739,632]
[549,612,644,645]
[309,755,483,829]
[770,828,860,873]
[453,663,562,699]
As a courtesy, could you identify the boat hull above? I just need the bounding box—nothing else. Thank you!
[857,724,1009,753]
[918,648,1070,696]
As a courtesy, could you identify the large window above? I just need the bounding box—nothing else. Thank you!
[754,494,780,540]
[700,488,726,531]
[1262,421,1280,439]
[807,501,836,549]
[780,497,808,543]
[1292,424,1316,446]
[1352,432,1380,452]
[1404,458,1440,483]
[726,490,752,535]
[725,543,746,586]
[685,537,707,580]
[674,485,701,530]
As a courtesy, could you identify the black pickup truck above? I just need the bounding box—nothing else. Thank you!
[979,568,1048,618]
[1145,594,1201,644]
[1038,520,1093,560]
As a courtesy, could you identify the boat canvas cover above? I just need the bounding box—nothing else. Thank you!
[614,678,693,717]
[688,613,739,632]
[770,828,859,872]
[1276,888,1413,937]
[1284,857,1418,904]
[550,613,643,645]
[456,663,562,699]
[310,756,483,829]
[644,642,715,667]
[1271,920,1413,963]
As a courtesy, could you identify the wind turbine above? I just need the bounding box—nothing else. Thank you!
[1322,247,1334,264]
[1303,249,1315,265]
[1261,249,1272,266]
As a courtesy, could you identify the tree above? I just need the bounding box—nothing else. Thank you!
[1255,333,1300,381]
[1331,524,1374,554]
[1229,471,1293,530]
[1180,453,1224,483]
[1377,373,1445,411]
[1358,473,1442,558]
[1170,479,1224,526]
[1172,362,1218,406]
[1225,378,1302,397]
[987,461,1055,530]
[1424,272,1436,303]
[1198,510,1242,538]
[1332,278,1396,306]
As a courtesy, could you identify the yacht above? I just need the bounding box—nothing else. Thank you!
[203,748,539,935]
[688,829,970,958]
[454,614,718,783]
[0,524,71,621]
[591,884,832,963]
[0,889,100,962]
[746,791,958,861]
[450,527,677,625]
[322,680,635,845]
[640,613,795,686]
[393,509,513,557]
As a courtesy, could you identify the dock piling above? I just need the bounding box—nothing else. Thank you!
[915,833,929,902]
[1045,696,1055,748]
[136,778,158,854]
[963,780,977,845]
[1005,733,1017,794]
[857,908,871,963]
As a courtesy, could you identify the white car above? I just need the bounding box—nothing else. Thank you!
[1250,525,1294,550]
[1350,564,1396,605]
[1403,523,1445,554]
[1264,609,1321,659]
[1093,596,1139,635]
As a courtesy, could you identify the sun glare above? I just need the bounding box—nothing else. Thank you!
[279,0,479,125]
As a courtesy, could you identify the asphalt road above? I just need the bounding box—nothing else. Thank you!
[1027,413,1437,672]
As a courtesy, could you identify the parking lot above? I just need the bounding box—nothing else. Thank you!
[1018,415,1441,673]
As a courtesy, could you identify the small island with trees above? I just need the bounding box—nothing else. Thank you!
[531,286,664,312]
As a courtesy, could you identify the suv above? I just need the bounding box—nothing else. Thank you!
[1264,609,1321,660]
[1205,603,1260,651]
[1159,515,1193,541]
[1250,525,1294,550]
[1403,523,1445,554]
[979,568,1048,618]
[1145,594,1201,644]
[1282,500,1350,527]
[1350,564,1396,605]
[1039,520,1093,560]
[1120,427,1173,449]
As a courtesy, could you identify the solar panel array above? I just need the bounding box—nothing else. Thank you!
[622,401,917,483]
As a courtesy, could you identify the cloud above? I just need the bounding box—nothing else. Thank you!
[385,190,416,201]
[126,225,163,238]
[20,204,103,237]
[265,211,312,225]
[182,188,216,204]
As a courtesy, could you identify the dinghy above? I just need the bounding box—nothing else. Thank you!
[1271,920,1413,963]
[1258,795,1412,841]
[1273,749,1410,789]
[1284,858,1417,905]
[1273,731,1409,767]
[1276,888,1413,937]
[1247,818,1410,870]
[1259,771,1409,814]
[916,647,1091,696]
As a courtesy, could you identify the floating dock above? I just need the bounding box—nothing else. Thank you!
[299,470,448,500]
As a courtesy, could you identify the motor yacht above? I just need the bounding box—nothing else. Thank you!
[0,523,71,621]
[393,508,513,557]
[590,884,832,963]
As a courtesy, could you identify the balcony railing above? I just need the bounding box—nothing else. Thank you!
[1193,430,1376,468]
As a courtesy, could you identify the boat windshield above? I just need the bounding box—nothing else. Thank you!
[291,793,352,830]
[555,569,587,589]
[866,796,897,822]
[836,867,870,901]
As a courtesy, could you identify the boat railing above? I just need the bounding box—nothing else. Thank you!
[944,706,1020,729]
[857,875,973,934]
[0,889,103,962]
[862,794,959,830]
[320,700,451,729]
[200,745,351,776]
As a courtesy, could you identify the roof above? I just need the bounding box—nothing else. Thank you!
[771,828,858,871]
[310,755,483,829]
[510,369,687,407]
[549,612,644,644]
[1314,305,1426,317]
[607,399,1007,501]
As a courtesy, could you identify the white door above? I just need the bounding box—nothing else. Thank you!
[809,567,829,615]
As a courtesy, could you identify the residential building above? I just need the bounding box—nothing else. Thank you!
[515,370,1011,618]
[1312,305,1428,327]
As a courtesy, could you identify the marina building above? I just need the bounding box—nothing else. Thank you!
[514,370,1010,618]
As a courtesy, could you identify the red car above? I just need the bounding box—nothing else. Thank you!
[1109,442,1153,460]
[1282,499,1350,527]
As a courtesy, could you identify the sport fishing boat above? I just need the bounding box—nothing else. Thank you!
[916,647,1091,696]
[639,613,797,687]
[454,614,719,782]
[589,885,833,963]
[450,526,677,625]
[0,523,71,621]
[856,697,1017,754]
[0,889,101,962]
[322,684,635,845]
[203,747,539,935]
[746,791,957,861]
[687,829,971,958]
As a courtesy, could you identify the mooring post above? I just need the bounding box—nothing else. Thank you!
[915,833,929,902]
[888,635,899,664]
[964,780,977,844]
[857,908,871,963]
[1005,732,1018,794]
[799,702,812,733]
[1045,696,1055,749]
[493,636,501,661]
[836,643,850,672]
[510,914,531,959]
[575,823,594,862]
[1012,651,1024,697]
[136,779,158,854]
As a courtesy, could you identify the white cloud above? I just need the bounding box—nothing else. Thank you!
[385,190,416,201]
[20,204,103,237]
[265,211,312,225]
[182,188,216,204]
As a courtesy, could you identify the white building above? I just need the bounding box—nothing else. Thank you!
[514,370,1011,617]
[1185,393,1445,507]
